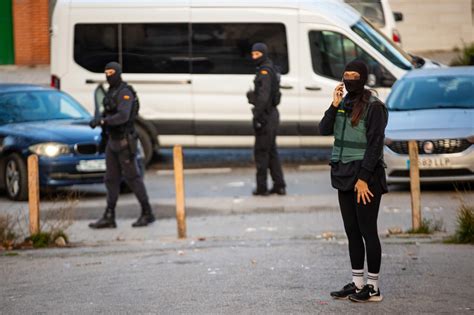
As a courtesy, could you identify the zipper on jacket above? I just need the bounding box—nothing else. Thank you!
[339,112,348,161]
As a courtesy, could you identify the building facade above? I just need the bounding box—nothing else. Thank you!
[0,0,50,65]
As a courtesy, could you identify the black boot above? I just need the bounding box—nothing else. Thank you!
[269,186,286,196]
[252,189,270,196]
[89,208,117,229]
[132,203,155,228]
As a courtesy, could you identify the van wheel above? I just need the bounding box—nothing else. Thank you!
[135,124,153,167]
[4,154,28,201]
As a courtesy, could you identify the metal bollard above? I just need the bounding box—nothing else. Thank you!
[27,155,40,235]
[173,145,187,239]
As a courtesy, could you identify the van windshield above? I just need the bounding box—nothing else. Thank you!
[351,19,413,70]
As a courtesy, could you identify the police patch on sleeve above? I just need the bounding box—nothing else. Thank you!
[123,95,130,100]
[260,70,268,75]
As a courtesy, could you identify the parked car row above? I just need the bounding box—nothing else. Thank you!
[384,67,474,183]
[0,84,105,200]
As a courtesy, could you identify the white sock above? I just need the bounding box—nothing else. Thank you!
[367,272,379,292]
[352,269,364,289]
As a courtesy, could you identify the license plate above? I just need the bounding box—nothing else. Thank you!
[406,157,451,169]
[76,159,106,172]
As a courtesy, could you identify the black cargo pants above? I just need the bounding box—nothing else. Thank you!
[105,137,150,210]
[254,109,286,191]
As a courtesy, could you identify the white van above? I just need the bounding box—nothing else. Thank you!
[51,0,430,164]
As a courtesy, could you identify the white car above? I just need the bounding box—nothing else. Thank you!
[343,0,403,45]
[384,67,474,184]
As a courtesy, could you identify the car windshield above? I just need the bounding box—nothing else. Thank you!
[386,75,474,111]
[351,19,413,70]
[0,90,91,125]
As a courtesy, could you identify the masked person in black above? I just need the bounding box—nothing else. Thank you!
[88,62,155,229]
[246,43,286,196]
[319,60,388,302]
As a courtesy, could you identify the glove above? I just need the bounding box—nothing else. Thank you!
[253,117,266,131]
[89,118,102,129]
[247,90,255,105]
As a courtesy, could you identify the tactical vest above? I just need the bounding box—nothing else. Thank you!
[259,65,281,107]
[104,82,139,139]
[330,96,383,163]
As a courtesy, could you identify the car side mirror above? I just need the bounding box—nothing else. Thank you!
[381,73,396,87]
[367,74,377,87]
[94,84,106,118]
[394,12,403,22]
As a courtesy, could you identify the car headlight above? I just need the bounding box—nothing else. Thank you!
[29,142,70,157]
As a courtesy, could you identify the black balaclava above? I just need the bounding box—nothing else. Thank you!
[343,59,368,101]
[105,61,122,88]
[251,43,268,66]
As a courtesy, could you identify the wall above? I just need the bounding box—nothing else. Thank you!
[389,0,474,52]
[12,0,50,65]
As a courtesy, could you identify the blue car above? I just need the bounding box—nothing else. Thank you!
[0,84,107,200]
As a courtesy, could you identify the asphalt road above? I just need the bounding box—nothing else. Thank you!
[1,212,473,314]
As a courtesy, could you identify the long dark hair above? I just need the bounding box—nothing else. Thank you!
[351,89,377,126]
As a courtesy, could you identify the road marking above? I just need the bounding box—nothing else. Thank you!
[156,168,232,175]
[298,164,330,171]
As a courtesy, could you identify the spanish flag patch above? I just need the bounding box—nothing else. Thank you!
[123,95,130,100]
[260,70,268,75]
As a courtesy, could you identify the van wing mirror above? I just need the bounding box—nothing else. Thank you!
[367,74,377,87]
[94,84,106,119]
[394,12,403,22]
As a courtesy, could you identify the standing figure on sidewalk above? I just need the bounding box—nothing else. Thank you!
[88,62,155,229]
[319,60,388,302]
[246,43,286,196]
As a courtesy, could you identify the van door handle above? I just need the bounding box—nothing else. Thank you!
[305,85,322,91]
[280,84,293,90]
[85,79,192,85]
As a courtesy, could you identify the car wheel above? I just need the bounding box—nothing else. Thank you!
[4,153,28,201]
[135,124,153,167]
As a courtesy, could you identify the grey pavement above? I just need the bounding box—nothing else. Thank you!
[1,64,473,314]
[1,212,473,314]
[1,166,472,236]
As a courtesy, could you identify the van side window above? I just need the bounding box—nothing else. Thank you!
[74,24,119,73]
[308,30,396,87]
[74,23,189,73]
[122,24,190,73]
[192,23,289,74]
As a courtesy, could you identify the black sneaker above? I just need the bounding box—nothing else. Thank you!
[330,282,359,299]
[349,284,383,302]
[252,189,270,196]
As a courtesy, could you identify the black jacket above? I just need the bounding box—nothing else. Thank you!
[319,96,388,191]
[247,59,276,123]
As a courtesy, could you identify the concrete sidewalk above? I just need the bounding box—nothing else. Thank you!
[1,166,471,237]
[2,211,473,314]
